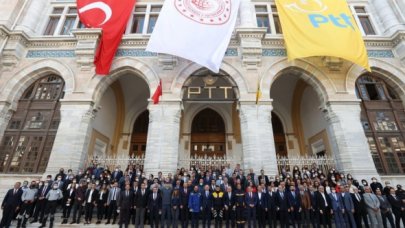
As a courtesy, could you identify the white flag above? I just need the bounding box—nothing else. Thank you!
[146,0,241,73]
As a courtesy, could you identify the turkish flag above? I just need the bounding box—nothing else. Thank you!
[151,80,162,104]
[77,0,136,75]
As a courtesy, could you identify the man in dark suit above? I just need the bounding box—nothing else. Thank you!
[118,184,134,228]
[131,180,139,225]
[287,185,302,228]
[224,186,235,228]
[179,183,190,228]
[84,183,98,224]
[245,186,258,228]
[342,185,356,228]
[387,187,405,228]
[258,170,270,186]
[276,184,290,228]
[0,182,23,228]
[135,183,148,228]
[256,186,267,228]
[32,181,51,223]
[352,187,370,228]
[266,186,277,228]
[201,185,213,228]
[308,186,319,228]
[316,186,332,228]
[147,186,162,228]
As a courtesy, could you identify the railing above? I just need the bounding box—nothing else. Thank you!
[277,155,335,174]
[87,155,335,175]
[180,155,237,171]
[88,155,145,170]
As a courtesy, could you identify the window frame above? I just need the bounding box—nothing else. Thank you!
[125,3,163,35]
[349,4,379,36]
[253,2,282,35]
[43,5,81,36]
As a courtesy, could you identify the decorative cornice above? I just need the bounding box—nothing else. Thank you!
[392,30,405,46]
[0,25,10,39]
[26,50,75,58]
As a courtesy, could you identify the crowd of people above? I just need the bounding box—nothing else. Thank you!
[1,163,405,228]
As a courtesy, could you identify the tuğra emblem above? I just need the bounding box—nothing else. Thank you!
[174,0,231,25]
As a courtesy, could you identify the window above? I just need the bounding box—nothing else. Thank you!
[43,6,81,36]
[351,6,377,35]
[128,4,162,34]
[254,4,282,35]
[357,74,405,174]
[0,75,65,173]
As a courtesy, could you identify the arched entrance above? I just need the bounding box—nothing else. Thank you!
[130,110,149,157]
[272,112,287,157]
[179,69,241,168]
[270,69,331,157]
[357,74,405,174]
[191,108,226,157]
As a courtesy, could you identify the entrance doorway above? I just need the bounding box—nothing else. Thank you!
[130,110,149,157]
[272,112,288,157]
[191,108,226,158]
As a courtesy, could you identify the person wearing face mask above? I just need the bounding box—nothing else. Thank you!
[17,181,38,228]
[383,181,392,196]
[31,181,50,224]
[40,183,63,228]
[370,177,383,194]
[329,186,345,228]
[387,187,405,228]
[55,168,66,181]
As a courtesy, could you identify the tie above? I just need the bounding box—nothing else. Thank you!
[142,190,144,196]
[356,194,360,201]
[14,189,16,195]
[126,191,129,197]
[184,189,187,194]
[154,193,156,200]
[250,192,252,198]
[281,192,284,199]
[206,192,208,198]
[42,188,46,197]
[113,188,116,200]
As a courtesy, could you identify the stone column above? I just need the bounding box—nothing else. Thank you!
[0,101,12,140]
[44,101,96,176]
[239,101,278,175]
[324,101,379,180]
[143,101,182,176]
[370,0,405,35]
[239,0,256,27]
[14,0,47,36]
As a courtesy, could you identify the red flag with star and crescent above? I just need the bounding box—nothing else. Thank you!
[77,0,136,75]
[151,80,162,104]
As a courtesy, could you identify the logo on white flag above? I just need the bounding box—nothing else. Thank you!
[175,0,231,25]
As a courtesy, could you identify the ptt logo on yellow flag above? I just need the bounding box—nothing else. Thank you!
[275,0,371,71]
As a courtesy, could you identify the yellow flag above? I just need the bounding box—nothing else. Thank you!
[255,80,262,105]
[275,0,370,71]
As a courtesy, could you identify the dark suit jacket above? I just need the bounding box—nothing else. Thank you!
[256,192,267,209]
[315,191,331,212]
[135,189,148,208]
[329,193,344,211]
[38,185,51,199]
[201,191,213,209]
[118,190,134,209]
[147,192,162,211]
[287,191,301,210]
[97,190,108,205]
[224,192,235,209]
[275,191,290,211]
[266,191,277,210]
[245,192,258,207]
[180,188,190,207]
[1,188,23,208]
[85,189,99,204]
[351,193,367,214]
[387,194,404,213]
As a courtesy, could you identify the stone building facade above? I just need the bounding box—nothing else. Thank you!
[0,0,405,187]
